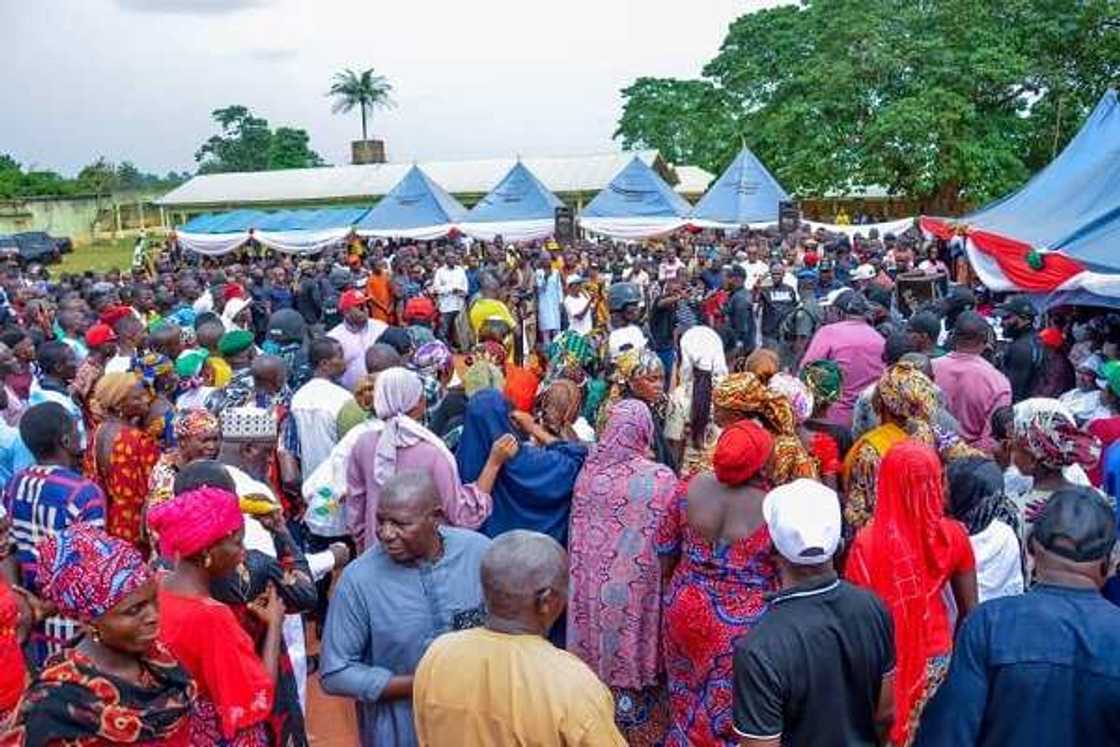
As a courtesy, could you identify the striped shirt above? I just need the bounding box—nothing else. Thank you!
[3,464,105,664]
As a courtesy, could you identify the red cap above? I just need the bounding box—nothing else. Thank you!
[339,289,368,313]
[223,283,247,302]
[84,323,118,348]
[403,296,436,323]
[98,305,133,327]
[803,251,819,268]
[1039,327,1064,350]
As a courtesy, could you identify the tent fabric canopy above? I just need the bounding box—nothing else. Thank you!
[923,89,1120,296]
[354,165,466,238]
[460,162,563,242]
[688,146,790,227]
[581,156,692,219]
[580,156,691,239]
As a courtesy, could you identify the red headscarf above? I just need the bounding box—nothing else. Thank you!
[845,439,961,745]
[712,420,774,486]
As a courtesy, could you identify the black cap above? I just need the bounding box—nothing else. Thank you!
[818,259,835,272]
[1032,488,1116,563]
[834,290,869,316]
[726,264,747,279]
[995,295,1037,319]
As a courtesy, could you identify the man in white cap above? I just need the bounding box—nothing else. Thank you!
[732,479,896,746]
[562,274,593,336]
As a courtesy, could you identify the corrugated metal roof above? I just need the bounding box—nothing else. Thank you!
[672,165,715,195]
[157,150,666,207]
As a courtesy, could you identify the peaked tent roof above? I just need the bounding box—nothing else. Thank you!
[581,156,692,218]
[463,162,563,223]
[958,89,1120,272]
[355,165,466,231]
[689,147,790,225]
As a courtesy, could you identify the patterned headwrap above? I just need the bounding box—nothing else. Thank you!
[769,372,814,424]
[473,340,508,368]
[132,351,174,391]
[713,420,774,486]
[173,408,220,444]
[615,348,663,383]
[713,371,818,484]
[547,330,597,369]
[1012,398,1102,472]
[89,372,144,423]
[538,378,583,428]
[875,361,938,444]
[412,341,454,378]
[800,359,843,407]
[464,360,505,397]
[37,524,152,623]
[148,486,244,560]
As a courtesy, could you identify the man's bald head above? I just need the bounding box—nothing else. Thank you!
[251,354,287,395]
[376,470,441,563]
[481,530,568,635]
[365,343,403,375]
[380,469,439,513]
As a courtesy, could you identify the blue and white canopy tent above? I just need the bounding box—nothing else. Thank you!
[579,156,692,239]
[460,161,564,242]
[923,89,1120,304]
[354,165,467,240]
[689,146,791,228]
[175,206,368,255]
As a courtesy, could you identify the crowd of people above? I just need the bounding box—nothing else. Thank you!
[0,222,1118,746]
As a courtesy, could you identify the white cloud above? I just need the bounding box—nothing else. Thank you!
[0,0,785,175]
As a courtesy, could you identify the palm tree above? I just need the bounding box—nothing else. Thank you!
[327,68,395,141]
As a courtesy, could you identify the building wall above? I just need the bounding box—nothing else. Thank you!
[0,191,167,245]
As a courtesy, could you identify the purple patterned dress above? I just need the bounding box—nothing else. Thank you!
[567,399,679,746]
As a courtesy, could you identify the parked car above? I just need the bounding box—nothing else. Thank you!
[12,232,61,264]
[0,236,19,263]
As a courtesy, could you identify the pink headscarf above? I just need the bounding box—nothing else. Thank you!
[148,486,244,560]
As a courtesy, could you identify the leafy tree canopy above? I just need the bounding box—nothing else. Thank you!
[0,155,184,199]
[615,0,1120,209]
[195,105,325,174]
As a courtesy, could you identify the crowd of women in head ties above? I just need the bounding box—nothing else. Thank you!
[0,224,1117,746]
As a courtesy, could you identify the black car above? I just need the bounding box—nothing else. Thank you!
[0,236,19,263]
[12,232,61,264]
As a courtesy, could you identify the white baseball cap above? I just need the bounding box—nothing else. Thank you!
[762,479,841,565]
[566,273,584,285]
[851,263,876,282]
[818,287,852,308]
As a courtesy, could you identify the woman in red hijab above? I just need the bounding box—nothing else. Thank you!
[654,420,779,746]
[845,439,978,745]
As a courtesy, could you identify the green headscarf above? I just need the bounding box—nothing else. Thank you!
[800,359,843,406]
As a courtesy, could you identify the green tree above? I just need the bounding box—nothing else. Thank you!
[616,0,1120,209]
[195,105,325,173]
[76,158,118,194]
[327,67,395,141]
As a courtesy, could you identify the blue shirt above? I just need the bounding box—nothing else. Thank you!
[320,527,490,747]
[916,584,1120,746]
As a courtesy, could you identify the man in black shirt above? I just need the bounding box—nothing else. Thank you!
[756,260,798,350]
[995,295,1041,402]
[722,264,756,364]
[733,479,895,746]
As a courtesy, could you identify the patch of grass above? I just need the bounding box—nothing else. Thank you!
[58,239,134,274]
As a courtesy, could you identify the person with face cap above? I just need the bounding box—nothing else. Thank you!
[732,479,896,747]
[327,289,388,391]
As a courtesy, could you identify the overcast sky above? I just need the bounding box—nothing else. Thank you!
[0,0,781,176]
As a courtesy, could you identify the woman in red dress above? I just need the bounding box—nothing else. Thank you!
[1,524,194,746]
[845,439,979,745]
[149,485,284,747]
[654,420,779,746]
[85,372,160,550]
